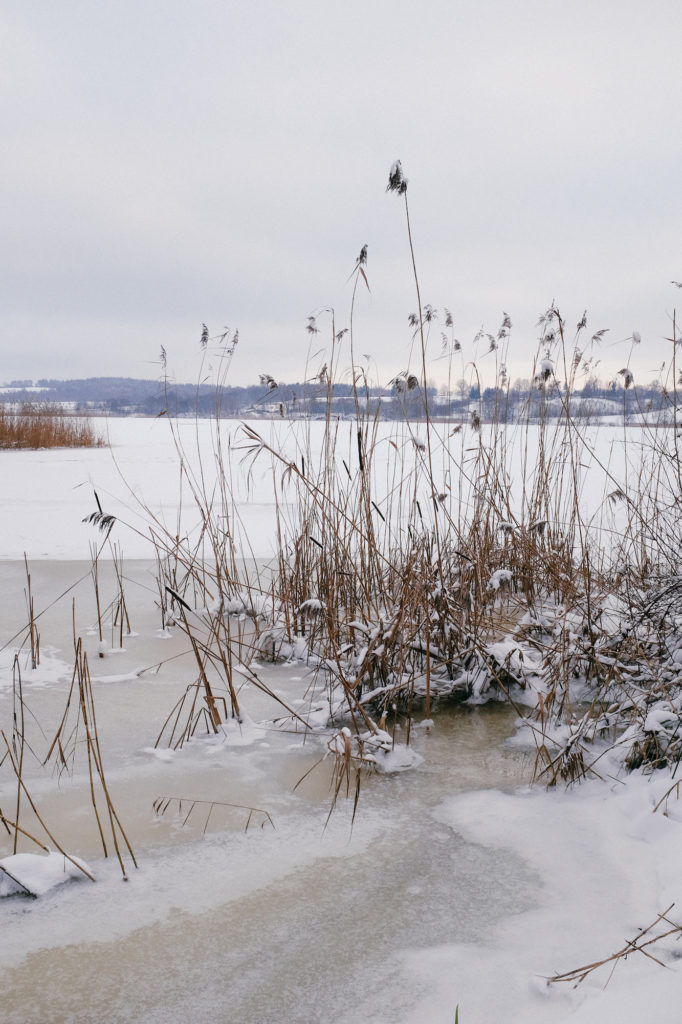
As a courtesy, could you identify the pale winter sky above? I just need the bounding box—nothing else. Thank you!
[2,0,681,390]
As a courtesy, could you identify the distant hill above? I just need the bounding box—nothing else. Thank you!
[0,377,168,415]
[0,375,673,424]
[0,376,387,418]
[0,376,286,417]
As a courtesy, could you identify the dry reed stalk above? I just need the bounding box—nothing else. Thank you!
[548,905,682,986]
[317,727,370,831]
[0,811,50,852]
[24,554,39,669]
[11,656,27,854]
[110,544,132,647]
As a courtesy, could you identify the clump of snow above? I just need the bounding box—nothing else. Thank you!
[291,636,310,660]
[298,598,325,614]
[91,669,144,683]
[212,712,265,748]
[202,590,276,621]
[643,705,680,736]
[141,746,176,763]
[325,724,423,775]
[292,697,344,730]
[0,852,92,898]
[488,569,513,592]
[372,744,423,773]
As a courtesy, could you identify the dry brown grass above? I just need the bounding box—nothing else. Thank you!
[0,402,104,449]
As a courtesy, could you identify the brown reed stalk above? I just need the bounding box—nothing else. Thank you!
[110,544,131,647]
[89,541,105,656]
[11,656,26,853]
[24,554,39,668]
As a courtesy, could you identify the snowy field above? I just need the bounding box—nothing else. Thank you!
[1,418,681,1023]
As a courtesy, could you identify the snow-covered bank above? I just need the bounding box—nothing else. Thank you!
[422,774,682,1023]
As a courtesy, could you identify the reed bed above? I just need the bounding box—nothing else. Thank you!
[133,312,682,795]
[0,402,104,449]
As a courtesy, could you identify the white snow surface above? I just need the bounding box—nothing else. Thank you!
[0,417,291,560]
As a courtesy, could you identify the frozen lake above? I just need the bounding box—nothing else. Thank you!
[0,415,657,561]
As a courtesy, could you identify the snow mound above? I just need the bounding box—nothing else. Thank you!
[0,852,93,897]
[373,745,423,773]
[211,713,265,748]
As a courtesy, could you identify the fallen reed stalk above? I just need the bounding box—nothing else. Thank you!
[153,796,275,833]
[548,905,682,986]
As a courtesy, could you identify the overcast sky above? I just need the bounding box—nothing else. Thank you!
[2,0,681,389]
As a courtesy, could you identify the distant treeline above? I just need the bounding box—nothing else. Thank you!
[0,376,674,423]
